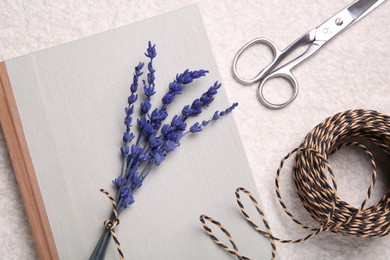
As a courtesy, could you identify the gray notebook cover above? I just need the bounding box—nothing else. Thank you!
[5,5,270,259]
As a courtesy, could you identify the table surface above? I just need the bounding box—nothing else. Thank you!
[1,1,389,259]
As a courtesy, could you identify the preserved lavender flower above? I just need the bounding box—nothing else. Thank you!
[90,42,238,260]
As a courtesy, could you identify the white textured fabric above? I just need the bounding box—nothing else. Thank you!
[0,1,389,259]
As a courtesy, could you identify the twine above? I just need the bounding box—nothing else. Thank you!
[200,109,390,259]
[100,189,124,260]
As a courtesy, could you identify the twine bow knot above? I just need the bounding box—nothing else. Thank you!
[100,189,124,260]
[104,218,120,230]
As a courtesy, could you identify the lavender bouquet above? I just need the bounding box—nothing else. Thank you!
[89,42,237,260]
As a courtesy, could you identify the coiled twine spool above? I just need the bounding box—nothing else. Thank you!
[200,109,390,260]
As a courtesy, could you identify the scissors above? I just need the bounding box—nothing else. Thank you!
[232,0,386,109]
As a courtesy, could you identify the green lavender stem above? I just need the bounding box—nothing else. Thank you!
[89,223,112,260]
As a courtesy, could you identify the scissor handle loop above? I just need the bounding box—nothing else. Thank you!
[257,70,299,109]
[232,37,281,85]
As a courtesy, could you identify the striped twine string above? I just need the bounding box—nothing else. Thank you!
[200,109,390,259]
[100,189,124,260]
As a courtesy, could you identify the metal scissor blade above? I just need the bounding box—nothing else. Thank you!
[314,0,386,42]
[348,0,386,22]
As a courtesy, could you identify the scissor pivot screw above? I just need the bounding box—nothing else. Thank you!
[335,18,343,26]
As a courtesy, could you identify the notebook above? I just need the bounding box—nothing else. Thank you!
[0,5,269,259]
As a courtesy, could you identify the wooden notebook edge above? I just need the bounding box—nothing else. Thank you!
[0,61,59,260]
